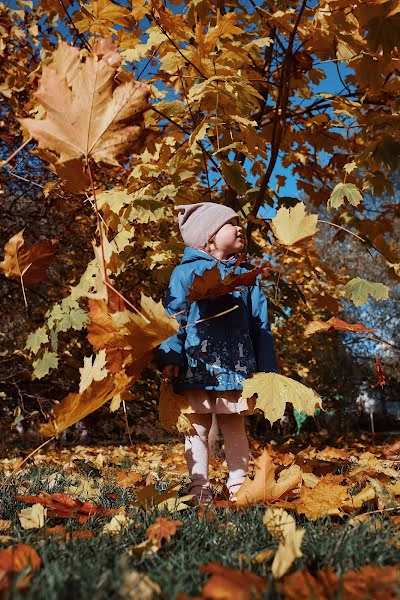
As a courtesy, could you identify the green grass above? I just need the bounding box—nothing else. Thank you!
[0,464,399,599]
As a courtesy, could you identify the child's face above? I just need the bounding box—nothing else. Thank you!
[208,217,244,257]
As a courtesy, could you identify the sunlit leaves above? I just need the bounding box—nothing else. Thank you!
[270,202,318,246]
[345,277,390,306]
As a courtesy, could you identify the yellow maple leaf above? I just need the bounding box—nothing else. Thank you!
[270,202,318,246]
[241,372,322,425]
[20,39,151,189]
[263,508,305,579]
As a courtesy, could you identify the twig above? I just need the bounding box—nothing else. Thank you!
[1,137,32,168]
[122,400,133,446]
[184,305,239,329]
[0,435,56,490]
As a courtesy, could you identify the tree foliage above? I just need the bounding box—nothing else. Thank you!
[1,0,400,434]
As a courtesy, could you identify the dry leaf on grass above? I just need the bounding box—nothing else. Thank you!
[18,504,47,529]
[0,544,41,593]
[102,513,134,535]
[278,564,400,600]
[263,508,305,578]
[145,516,183,548]
[119,568,161,600]
[16,492,119,524]
[235,449,302,506]
[199,561,267,600]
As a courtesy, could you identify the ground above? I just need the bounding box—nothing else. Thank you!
[0,433,399,599]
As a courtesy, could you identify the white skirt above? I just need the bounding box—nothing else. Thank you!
[182,389,256,415]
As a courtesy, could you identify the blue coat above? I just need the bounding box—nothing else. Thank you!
[157,247,279,392]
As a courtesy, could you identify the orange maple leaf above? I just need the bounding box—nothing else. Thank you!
[200,561,267,600]
[0,544,41,594]
[146,516,183,548]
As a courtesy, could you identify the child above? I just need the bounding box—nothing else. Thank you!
[157,202,279,504]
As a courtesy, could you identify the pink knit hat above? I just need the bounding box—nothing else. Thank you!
[176,202,238,248]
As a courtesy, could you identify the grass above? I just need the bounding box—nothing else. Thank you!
[0,442,399,599]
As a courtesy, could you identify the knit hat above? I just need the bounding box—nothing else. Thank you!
[176,202,238,248]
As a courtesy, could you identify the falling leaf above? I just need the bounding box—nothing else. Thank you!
[235,449,302,506]
[18,503,47,529]
[145,517,183,548]
[241,372,322,425]
[270,202,318,246]
[158,380,196,435]
[0,229,58,285]
[199,561,267,600]
[371,356,386,389]
[327,182,363,209]
[344,277,390,307]
[304,316,376,337]
[20,40,151,190]
[263,508,305,578]
[78,350,108,393]
[39,370,133,437]
[0,544,41,593]
[187,259,266,302]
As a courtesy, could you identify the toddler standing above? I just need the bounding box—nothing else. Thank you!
[157,202,279,504]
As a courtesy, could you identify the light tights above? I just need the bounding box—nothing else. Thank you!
[184,413,249,496]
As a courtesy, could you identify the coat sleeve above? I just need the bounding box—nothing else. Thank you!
[156,266,189,370]
[249,276,279,373]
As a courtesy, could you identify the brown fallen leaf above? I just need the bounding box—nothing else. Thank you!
[235,449,302,506]
[15,492,119,524]
[0,229,58,285]
[279,564,400,600]
[45,525,95,542]
[199,561,267,600]
[292,477,349,520]
[0,544,41,594]
[145,516,183,548]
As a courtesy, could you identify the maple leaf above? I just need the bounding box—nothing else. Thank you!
[78,350,108,393]
[270,202,318,246]
[0,229,58,286]
[235,449,302,506]
[345,277,390,306]
[73,0,135,36]
[304,316,376,337]
[292,476,350,520]
[20,39,151,190]
[39,371,133,437]
[241,372,322,425]
[187,259,266,302]
[199,561,267,600]
[145,516,183,548]
[0,544,41,594]
[87,294,179,374]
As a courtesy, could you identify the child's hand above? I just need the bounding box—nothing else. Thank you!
[161,364,180,379]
